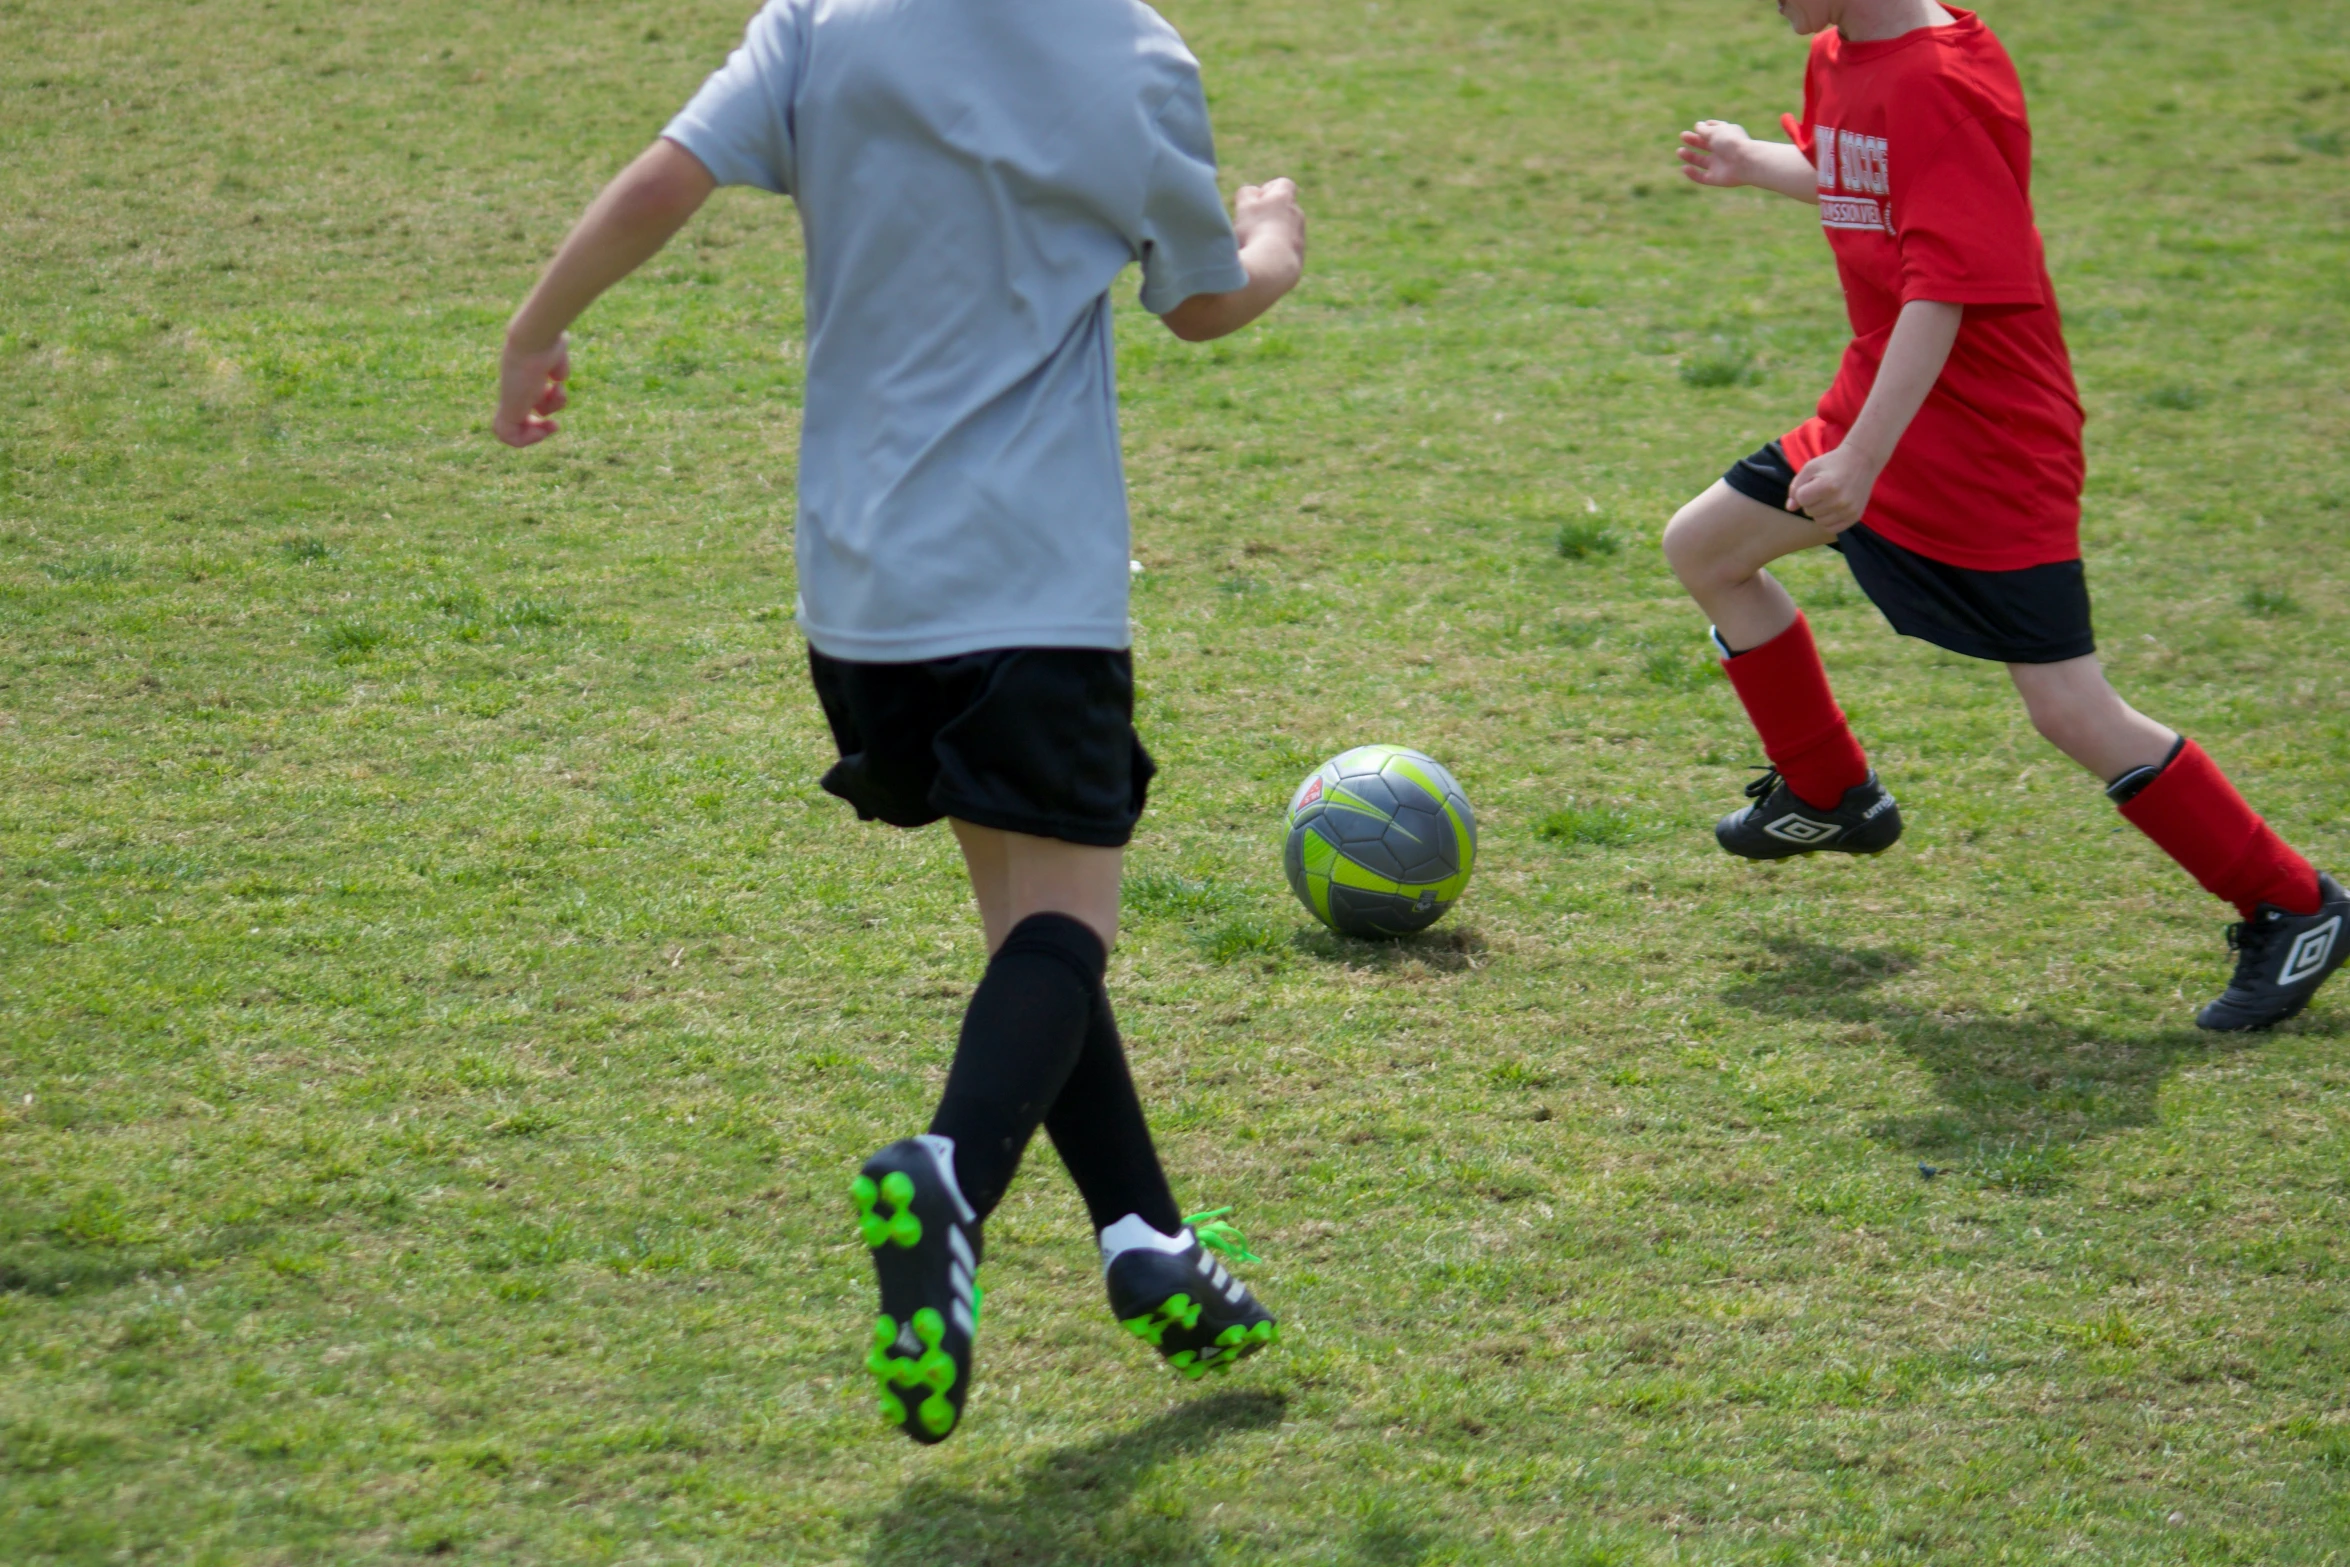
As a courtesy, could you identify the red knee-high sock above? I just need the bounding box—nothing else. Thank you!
[1717,613,1870,810]
[2117,740,2320,918]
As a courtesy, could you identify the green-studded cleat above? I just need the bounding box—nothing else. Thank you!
[853,1136,982,1444]
[1104,1209,1277,1381]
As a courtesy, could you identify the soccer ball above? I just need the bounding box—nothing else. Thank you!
[1283,744,1477,937]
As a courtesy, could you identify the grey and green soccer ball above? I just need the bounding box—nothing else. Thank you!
[1284,744,1477,937]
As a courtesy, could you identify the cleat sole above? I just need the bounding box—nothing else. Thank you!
[849,1143,978,1445]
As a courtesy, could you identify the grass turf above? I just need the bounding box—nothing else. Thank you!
[4,0,2350,1560]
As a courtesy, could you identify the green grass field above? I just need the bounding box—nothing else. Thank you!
[6,0,2350,1559]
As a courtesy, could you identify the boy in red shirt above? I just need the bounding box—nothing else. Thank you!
[1667,0,2344,1030]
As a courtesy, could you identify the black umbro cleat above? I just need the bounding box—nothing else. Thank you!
[1105,1210,1278,1381]
[2197,872,2350,1032]
[1715,767,1903,860]
[852,1135,982,1444]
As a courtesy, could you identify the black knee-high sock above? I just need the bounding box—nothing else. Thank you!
[1043,982,1183,1235]
[927,913,1104,1221]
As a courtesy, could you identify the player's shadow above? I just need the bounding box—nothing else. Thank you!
[1721,936,2245,1162]
[1289,922,1487,975]
[0,1219,277,1298]
[863,1389,1287,1567]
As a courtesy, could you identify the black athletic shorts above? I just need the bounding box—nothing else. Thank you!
[805,645,1155,848]
[1722,440,2095,665]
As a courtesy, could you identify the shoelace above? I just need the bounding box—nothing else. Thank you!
[1742,765,1784,803]
[2225,911,2283,961]
[1183,1207,1263,1266]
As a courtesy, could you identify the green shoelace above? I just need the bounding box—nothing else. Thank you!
[1183,1206,1263,1265]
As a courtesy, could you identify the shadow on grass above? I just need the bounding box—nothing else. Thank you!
[0,1215,277,1298]
[1723,936,2241,1168]
[1288,922,1487,974]
[865,1390,1286,1567]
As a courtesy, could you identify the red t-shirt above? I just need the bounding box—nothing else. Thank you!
[1778,9,2085,571]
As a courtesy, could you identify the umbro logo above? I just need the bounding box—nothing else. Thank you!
[2279,916,2341,987]
[1764,814,1843,845]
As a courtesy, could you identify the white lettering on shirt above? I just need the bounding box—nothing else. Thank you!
[1814,124,1893,233]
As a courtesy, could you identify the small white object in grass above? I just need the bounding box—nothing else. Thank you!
[1584,497,1599,513]
[1130,559,1144,575]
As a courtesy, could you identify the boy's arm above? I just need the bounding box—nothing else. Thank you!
[1160,179,1306,343]
[1677,121,1819,204]
[1784,299,1964,531]
[493,139,718,448]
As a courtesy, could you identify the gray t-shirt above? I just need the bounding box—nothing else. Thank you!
[662,0,1248,661]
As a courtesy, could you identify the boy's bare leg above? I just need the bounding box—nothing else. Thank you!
[1661,480,1842,652]
[1663,479,1895,847]
[2008,653,2344,1031]
[949,821,1120,956]
[2005,656,2178,782]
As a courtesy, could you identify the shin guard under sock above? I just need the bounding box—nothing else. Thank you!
[926,913,1106,1220]
[1044,984,1183,1236]
[1716,613,1871,811]
[2114,739,2321,918]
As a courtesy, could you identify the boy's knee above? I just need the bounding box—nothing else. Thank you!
[1660,503,1714,584]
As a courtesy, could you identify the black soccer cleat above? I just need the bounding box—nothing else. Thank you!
[1106,1210,1278,1381]
[2196,872,2350,1032]
[852,1135,982,1444]
[1715,767,1903,860]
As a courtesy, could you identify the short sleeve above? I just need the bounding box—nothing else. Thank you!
[661,1,805,196]
[1134,71,1247,316]
[1893,115,2046,310]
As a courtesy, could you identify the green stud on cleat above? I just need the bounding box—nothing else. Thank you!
[852,1169,925,1250]
[1121,1293,1204,1347]
[864,1310,967,1437]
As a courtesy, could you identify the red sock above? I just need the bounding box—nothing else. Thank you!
[2118,740,2320,917]
[1717,613,1870,810]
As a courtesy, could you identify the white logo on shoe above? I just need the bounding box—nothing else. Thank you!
[948,1226,979,1338]
[1764,814,1843,845]
[2279,917,2341,987]
[1197,1250,1250,1306]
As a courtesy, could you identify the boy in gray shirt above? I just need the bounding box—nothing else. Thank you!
[493,0,1305,1444]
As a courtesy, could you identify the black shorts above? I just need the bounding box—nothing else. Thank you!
[1722,441,2095,665]
[805,645,1155,847]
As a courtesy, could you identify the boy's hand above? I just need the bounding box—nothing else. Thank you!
[1159,177,1307,342]
[1233,177,1306,276]
[494,334,571,448]
[1678,121,1761,188]
[1785,444,1875,533]
[1678,121,1822,203]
